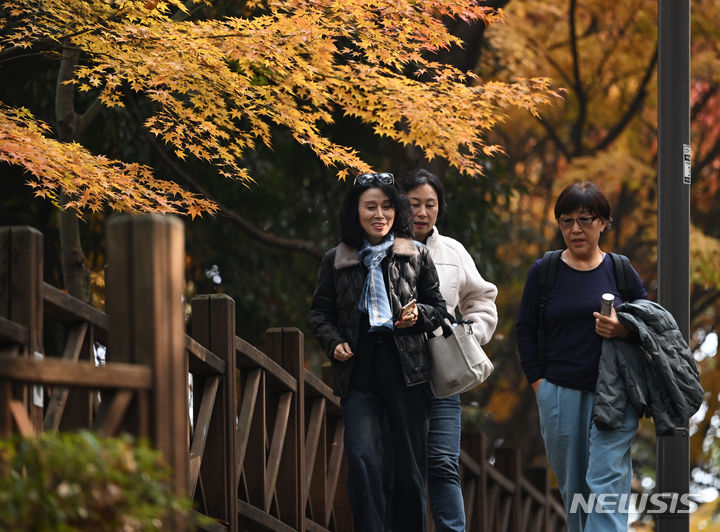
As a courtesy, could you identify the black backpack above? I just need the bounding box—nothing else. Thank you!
[536,250,636,367]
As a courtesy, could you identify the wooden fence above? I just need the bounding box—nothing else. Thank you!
[0,217,566,532]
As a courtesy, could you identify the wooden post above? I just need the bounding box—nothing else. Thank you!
[106,215,188,504]
[525,465,551,532]
[191,294,238,532]
[461,431,488,532]
[266,327,306,531]
[0,226,44,435]
[495,447,523,532]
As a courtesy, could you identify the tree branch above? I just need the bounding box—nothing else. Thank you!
[691,84,718,122]
[691,288,720,320]
[534,115,571,161]
[693,135,720,178]
[55,41,91,302]
[55,44,80,142]
[568,0,587,156]
[126,96,324,260]
[594,48,657,153]
[77,97,104,136]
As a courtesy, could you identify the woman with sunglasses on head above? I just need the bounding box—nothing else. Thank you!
[516,181,647,532]
[398,169,498,532]
[308,172,447,532]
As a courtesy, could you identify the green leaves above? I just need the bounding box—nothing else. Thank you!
[0,430,204,531]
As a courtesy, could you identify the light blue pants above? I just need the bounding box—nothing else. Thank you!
[535,380,638,532]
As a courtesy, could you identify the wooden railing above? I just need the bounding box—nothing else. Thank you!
[0,218,566,532]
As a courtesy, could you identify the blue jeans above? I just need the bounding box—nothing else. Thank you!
[341,338,431,532]
[536,380,638,532]
[427,394,465,532]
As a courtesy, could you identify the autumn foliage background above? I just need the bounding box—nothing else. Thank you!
[2,0,720,528]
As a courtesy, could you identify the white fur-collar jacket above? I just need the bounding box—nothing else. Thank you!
[425,228,498,345]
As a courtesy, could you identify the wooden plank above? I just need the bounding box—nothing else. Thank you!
[8,227,43,354]
[94,389,135,437]
[303,369,339,406]
[0,228,17,437]
[305,519,332,532]
[9,399,36,437]
[235,337,296,392]
[488,485,500,531]
[190,294,237,532]
[192,510,228,532]
[304,397,326,502]
[264,391,292,512]
[236,499,297,532]
[106,216,133,365]
[0,346,20,358]
[486,464,515,492]
[461,431,489,531]
[138,391,150,439]
[265,328,304,529]
[495,447,522,532]
[0,382,11,437]
[43,283,109,343]
[0,316,29,346]
[520,477,546,504]
[306,398,327,524]
[325,422,344,526]
[189,375,220,497]
[0,358,152,389]
[186,335,225,375]
[236,368,261,483]
[0,228,10,318]
[60,322,96,430]
[8,228,43,433]
[242,370,266,510]
[463,477,477,530]
[107,215,188,505]
[43,322,88,431]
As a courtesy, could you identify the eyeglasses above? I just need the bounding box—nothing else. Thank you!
[353,172,394,186]
[558,215,597,229]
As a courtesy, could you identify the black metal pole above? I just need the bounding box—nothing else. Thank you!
[657,0,691,530]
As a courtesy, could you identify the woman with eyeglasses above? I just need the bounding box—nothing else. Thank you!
[397,169,498,532]
[308,172,447,532]
[515,181,647,532]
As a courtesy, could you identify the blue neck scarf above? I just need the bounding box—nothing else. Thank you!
[358,235,395,331]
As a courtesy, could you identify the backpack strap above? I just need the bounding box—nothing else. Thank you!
[609,252,636,302]
[537,249,563,369]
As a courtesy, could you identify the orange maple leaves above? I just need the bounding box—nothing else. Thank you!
[1,0,559,215]
[0,105,217,217]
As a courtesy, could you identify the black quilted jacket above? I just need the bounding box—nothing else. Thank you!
[593,299,704,436]
[307,238,447,397]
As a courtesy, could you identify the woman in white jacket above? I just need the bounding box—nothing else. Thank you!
[399,169,498,532]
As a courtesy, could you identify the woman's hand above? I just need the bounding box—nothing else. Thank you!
[531,379,543,394]
[333,342,354,361]
[394,301,418,329]
[593,306,630,339]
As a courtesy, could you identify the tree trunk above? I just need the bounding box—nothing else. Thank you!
[55,43,91,302]
[59,209,91,302]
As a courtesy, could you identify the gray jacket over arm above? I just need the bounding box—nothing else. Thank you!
[593,299,703,436]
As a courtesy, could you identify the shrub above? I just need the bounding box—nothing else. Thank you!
[0,430,201,531]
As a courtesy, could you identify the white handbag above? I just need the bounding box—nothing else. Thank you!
[428,312,494,398]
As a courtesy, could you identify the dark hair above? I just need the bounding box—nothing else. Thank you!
[397,169,447,219]
[339,182,414,249]
[554,181,613,227]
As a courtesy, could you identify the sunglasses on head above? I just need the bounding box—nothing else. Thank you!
[353,172,394,186]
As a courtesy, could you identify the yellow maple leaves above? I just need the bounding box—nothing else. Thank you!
[1,0,559,215]
[0,105,218,217]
